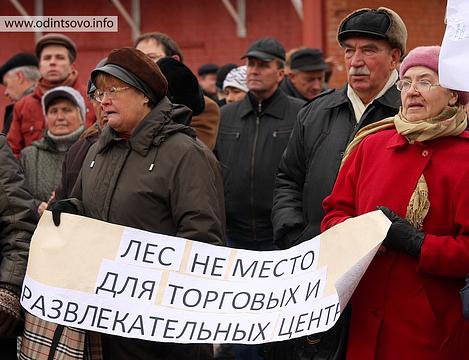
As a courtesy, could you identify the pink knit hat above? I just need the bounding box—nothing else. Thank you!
[399,45,469,105]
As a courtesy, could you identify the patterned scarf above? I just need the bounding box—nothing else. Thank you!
[342,105,467,229]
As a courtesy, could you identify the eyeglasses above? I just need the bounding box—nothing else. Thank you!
[396,79,440,93]
[94,86,130,103]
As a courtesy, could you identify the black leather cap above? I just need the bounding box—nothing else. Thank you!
[242,37,285,62]
[290,48,328,72]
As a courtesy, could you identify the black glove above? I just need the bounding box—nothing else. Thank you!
[378,206,424,258]
[49,200,79,226]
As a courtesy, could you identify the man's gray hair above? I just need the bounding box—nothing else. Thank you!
[8,65,41,82]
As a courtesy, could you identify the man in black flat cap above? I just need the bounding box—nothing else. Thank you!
[198,63,219,102]
[280,48,328,101]
[215,37,305,359]
[269,7,407,360]
[0,52,40,134]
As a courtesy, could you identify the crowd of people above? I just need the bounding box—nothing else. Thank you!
[0,5,467,360]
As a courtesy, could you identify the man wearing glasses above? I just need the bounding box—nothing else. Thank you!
[270,7,407,358]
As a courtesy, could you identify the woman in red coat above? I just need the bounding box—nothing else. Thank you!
[321,46,469,359]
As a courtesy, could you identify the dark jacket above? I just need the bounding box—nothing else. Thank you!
[72,97,225,246]
[280,77,308,101]
[55,132,99,201]
[0,134,37,291]
[272,84,401,248]
[216,88,304,243]
[70,98,224,359]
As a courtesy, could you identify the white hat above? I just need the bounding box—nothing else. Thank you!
[223,65,248,93]
[42,85,86,122]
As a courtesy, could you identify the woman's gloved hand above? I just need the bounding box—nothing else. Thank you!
[377,206,425,258]
[49,200,79,226]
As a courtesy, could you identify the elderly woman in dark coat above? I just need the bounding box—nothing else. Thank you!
[25,47,225,360]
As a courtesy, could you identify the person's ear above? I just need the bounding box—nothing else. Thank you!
[449,91,458,106]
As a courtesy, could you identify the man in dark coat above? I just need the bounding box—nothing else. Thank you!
[215,37,304,359]
[270,7,408,359]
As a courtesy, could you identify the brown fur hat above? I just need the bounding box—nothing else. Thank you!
[92,47,168,104]
[337,7,407,57]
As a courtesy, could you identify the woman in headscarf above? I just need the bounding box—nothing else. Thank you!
[321,46,469,359]
[20,85,85,215]
[31,47,225,360]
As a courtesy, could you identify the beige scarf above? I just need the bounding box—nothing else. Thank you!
[342,105,467,229]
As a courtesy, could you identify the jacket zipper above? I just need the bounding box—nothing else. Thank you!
[250,102,262,241]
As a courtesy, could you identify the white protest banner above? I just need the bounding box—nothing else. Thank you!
[21,210,390,344]
[440,0,469,91]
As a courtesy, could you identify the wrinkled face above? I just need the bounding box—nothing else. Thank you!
[46,98,82,136]
[136,39,167,63]
[3,70,24,102]
[91,98,108,129]
[39,45,74,83]
[289,70,325,100]
[401,66,457,122]
[343,37,400,104]
[246,57,284,99]
[95,74,150,136]
[198,73,217,96]
[224,86,247,103]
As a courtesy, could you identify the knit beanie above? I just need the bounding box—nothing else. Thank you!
[223,66,248,93]
[400,46,469,105]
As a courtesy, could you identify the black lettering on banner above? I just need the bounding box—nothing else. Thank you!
[47,299,63,320]
[163,319,178,339]
[258,260,273,278]
[95,272,118,297]
[203,290,219,308]
[232,292,250,310]
[211,257,226,277]
[190,253,210,274]
[96,308,112,330]
[183,288,202,307]
[289,255,301,275]
[77,305,99,326]
[232,323,247,341]
[251,322,270,341]
[158,246,175,266]
[175,321,197,339]
[112,311,129,332]
[142,243,158,264]
[149,316,165,337]
[232,259,258,278]
[21,285,32,302]
[213,322,232,341]
[250,293,265,311]
[305,279,321,301]
[295,313,308,334]
[218,291,234,310]
[247,323,256,341]
[284,285,300,306]
[300,250,315,270]
[116,276,138,297]
[196,322,212,341]
[120,239,142,260]
[308,308,323,330]
[324,303,337,326]
[278,316,294,339]
[266,292,280,309]
[63,302,79,322]
[127,315,145,336]
[168,284,184,304]
[273,259,287,277]
[138,280,156,300]
[30,295,46,317]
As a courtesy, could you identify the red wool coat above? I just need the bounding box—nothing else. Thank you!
[321,129,469,360]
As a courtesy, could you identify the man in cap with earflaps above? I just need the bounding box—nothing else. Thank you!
[270,7,407,359]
